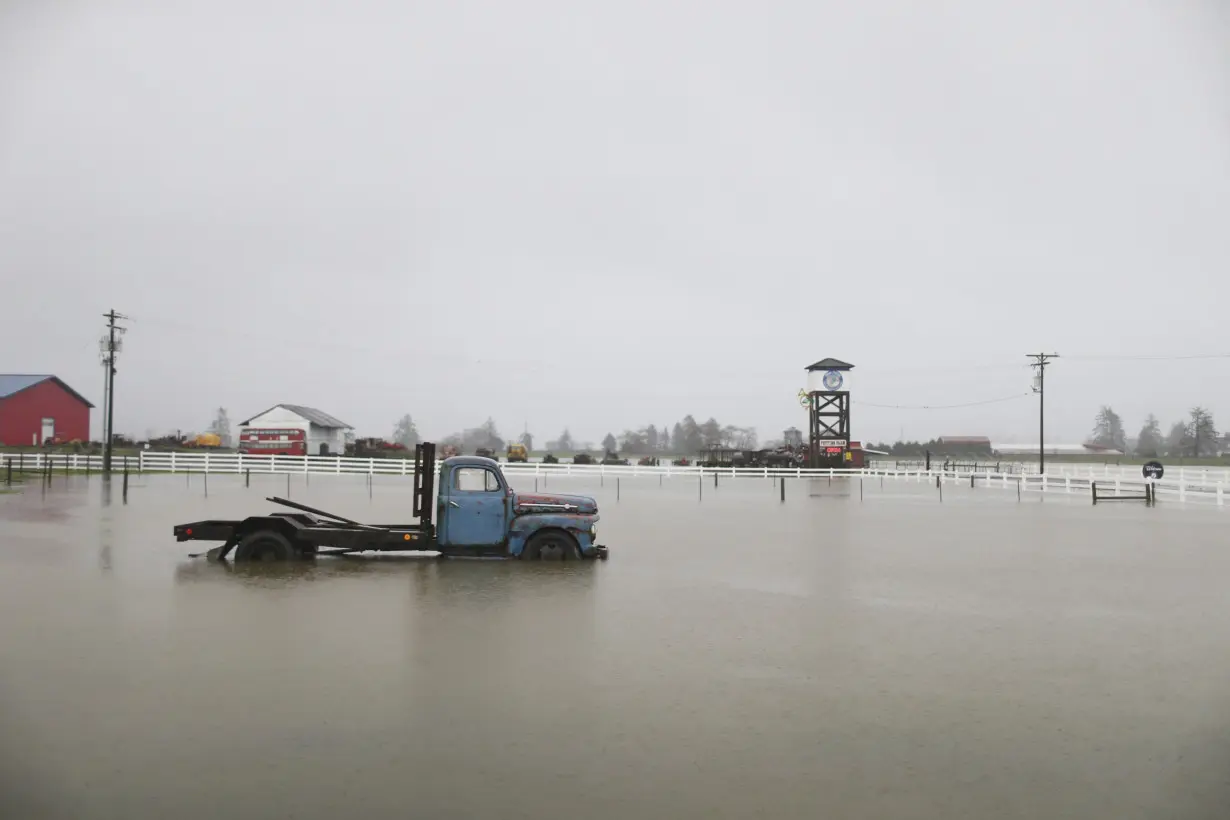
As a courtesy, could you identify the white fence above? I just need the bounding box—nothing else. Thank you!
[4,451,1225,506]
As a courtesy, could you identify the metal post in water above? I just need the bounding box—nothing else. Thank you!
[4,458,10,486]
[617,477,620,501]
[245,469,250,488]
[535,477,538,492]
[860,478,864,501]
[780,476,785,502]
[938,478,943,502]
[698,472,702,501]
[204,471,208,497]
[122,463,129,504]
[287,473,290,498]
[1091,481,1097,504]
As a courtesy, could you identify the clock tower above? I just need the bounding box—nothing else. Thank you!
[804,358,854,468]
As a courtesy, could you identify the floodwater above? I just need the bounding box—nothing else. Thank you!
[2,471,1229,820]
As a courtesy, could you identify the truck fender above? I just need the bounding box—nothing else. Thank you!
[507,513,599,558]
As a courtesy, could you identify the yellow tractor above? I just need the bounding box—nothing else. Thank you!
[506,443,529,463]
[184,432,222,449]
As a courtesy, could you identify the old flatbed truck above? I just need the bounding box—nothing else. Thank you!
[173,443,608,561]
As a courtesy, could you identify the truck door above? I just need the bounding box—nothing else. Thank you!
[439,466,508,549]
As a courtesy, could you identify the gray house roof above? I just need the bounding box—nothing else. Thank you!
[0,374,95,407]
[805,358,855,371]
[239,404,352,429]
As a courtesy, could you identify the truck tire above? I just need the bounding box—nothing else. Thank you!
[234,529,299,562]
[521,530,580,561]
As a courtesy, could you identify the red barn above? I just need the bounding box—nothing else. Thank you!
[0,375,94,446]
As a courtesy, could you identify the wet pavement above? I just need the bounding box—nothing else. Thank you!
[2,471,1229,819]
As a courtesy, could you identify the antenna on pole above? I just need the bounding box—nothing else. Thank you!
[1026,352,1059,474]
[101,310,129,473]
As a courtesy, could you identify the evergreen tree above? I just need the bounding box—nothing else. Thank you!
[1134,414,1162,457]
[392,414,419,448]
[1088,406,1126,451]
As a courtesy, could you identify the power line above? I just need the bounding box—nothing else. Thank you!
[1062,352,1230,362]
[853,393,1032,411]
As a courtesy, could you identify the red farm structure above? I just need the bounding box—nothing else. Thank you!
[0,375,94,446]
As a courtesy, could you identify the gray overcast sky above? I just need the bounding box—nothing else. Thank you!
[1,0,1227,445]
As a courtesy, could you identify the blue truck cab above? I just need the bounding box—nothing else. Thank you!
[172,443,608,562]
[437,455,605,559]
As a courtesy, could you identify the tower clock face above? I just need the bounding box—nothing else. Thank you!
[822,370,843,390]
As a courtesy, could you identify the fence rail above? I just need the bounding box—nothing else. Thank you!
[3,451,1225,506]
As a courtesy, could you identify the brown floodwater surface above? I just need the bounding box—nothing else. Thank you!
[2,471,1229,819]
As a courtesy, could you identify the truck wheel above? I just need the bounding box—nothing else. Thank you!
[521,531,580,561]
[234,529,298,562]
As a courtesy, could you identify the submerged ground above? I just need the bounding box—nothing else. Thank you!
[2,472,1228,819]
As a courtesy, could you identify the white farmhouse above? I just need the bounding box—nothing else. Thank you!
[239,404,353,456]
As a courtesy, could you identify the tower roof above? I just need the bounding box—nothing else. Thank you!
[805,358,854,371]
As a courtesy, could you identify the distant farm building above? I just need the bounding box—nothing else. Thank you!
[992,442,1126,457]
[238,404,353,456]
[936,436,992,450]
[0,375,94,446]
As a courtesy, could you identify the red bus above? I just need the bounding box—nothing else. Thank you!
[238,428,307,456]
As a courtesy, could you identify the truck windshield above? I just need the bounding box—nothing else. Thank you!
[455,467,500,492]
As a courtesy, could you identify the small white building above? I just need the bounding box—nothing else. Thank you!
[239,404,353,456]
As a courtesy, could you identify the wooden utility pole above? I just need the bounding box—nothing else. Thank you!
[1027,352,1060,474]
[100,310,128,473]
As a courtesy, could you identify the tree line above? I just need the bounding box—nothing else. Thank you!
[1088,406,1220,458]
[343,406,1229,461]
[387,414,759,456]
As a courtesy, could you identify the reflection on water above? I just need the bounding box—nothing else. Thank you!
[2,473,1230,819]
